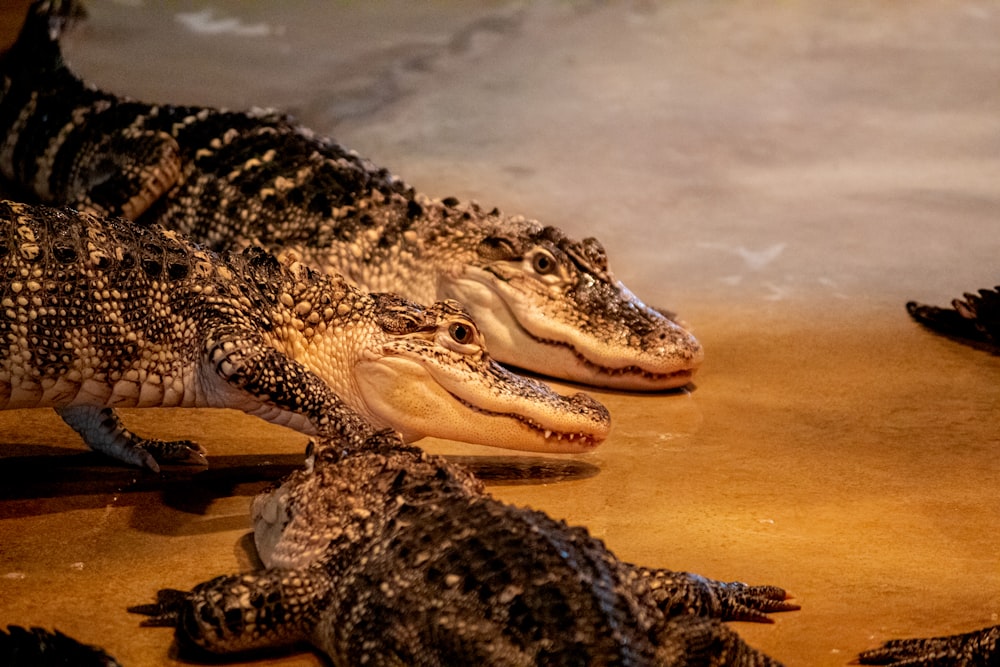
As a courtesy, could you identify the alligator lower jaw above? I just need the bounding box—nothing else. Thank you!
[452,395,601,450]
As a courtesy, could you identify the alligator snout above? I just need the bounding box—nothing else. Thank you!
[568,391,611,423]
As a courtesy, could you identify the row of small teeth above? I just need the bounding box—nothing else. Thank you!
[452,395,594,445]
[530,335,687,380]
[541,428,584,442]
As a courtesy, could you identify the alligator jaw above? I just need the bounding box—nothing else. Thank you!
[500,332,703,392]
[354,354,610,453]
[449,393,605,453]
[444,271,703,391]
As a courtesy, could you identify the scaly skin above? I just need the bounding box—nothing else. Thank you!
[858,625,1000,666]
[0,625,121,667]
[907,286,1000,349]
[132,431,797,665]
[0,0,703,391]
[0,200,609,470]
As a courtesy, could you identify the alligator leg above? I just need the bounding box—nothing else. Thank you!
[57,405,207,473]
[129,569,329,656]
[50,126,182,221]
[51,329,400,471]
[630,566,799,623]
[655,615,785,667]
[857,624,1000,666]
[204,332,399,450]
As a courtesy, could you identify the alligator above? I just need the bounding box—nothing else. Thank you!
[0,199,609,470]
[907,286,1000,349]
[0,0,703,391]
[858,625,999,666]
[132,429,797,665]
[0,625,121,667]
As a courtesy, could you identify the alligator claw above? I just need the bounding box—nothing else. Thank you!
[906,286,1000,348]
[715,581,800,623]
[857,625,1000,666]
[128,588,191,627]
[138,440,210,469]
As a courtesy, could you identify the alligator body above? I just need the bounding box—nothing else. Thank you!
[133,430,796,665]
[0,200,609,470]
[907,287,1000,349]
[858,625,999,666]
[0,1,703,391]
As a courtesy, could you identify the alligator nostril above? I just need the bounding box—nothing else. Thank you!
[569,392,611,419]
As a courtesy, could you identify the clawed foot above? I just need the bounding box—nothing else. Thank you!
[136,439,209,473]
[857,625,1000,666]
[128,587,192,627]
[906,288,1000,347]
[714,581,800,623]
[58,406,210,472]
[646,570,799,624]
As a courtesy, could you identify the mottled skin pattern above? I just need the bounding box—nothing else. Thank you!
[132,431,797,666]
[0,0,703,391]
[0,200,609,470]
[907,287,1000,350]
[858,625,1000,666]
[0,625,121,667]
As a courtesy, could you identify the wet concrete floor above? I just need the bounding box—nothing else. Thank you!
[1,1,999,664]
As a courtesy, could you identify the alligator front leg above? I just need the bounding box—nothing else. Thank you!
[57,405,207,473]
[60,127,183,220]
[630,566,799,623]
[129,568,329,657]
[205,332,399,450]
[858,624,1000,666]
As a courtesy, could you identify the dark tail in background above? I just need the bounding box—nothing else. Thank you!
[907,287,1000,349]
[1,0,82,78]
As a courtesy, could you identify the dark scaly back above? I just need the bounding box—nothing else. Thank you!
[0,1,417,253]
[322,447,661,665]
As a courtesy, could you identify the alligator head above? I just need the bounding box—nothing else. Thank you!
[354,293,610,452]
[429,211,704,391]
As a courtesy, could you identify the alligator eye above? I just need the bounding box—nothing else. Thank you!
[449,322,474,345]
[531,251,556,274]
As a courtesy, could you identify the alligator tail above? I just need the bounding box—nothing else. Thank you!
[1,0,83,78]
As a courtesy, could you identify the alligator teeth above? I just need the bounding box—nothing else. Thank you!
[450,394,596,448]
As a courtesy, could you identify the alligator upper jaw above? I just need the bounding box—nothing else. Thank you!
[442,274,703,391]
[501,306,706,391]
[483,322,704,392]
[355,356,610,453]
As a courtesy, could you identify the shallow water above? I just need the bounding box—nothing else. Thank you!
[1,1,999,664]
